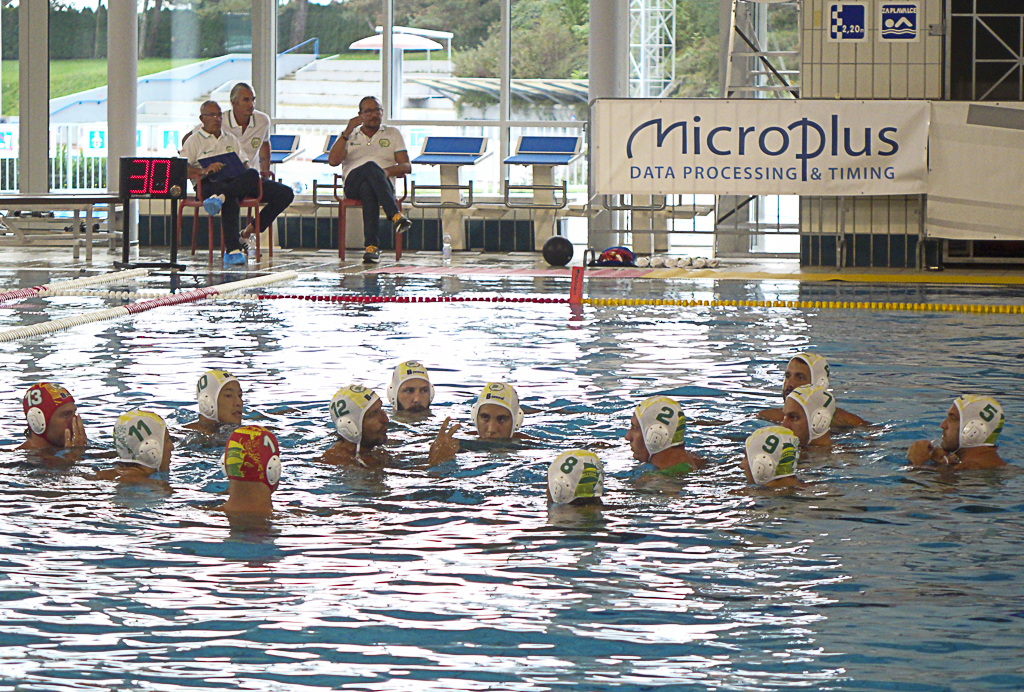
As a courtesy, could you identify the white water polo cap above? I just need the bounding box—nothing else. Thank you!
[787,384,836,441]
[745,426,799,485]
[470,382,524,433]
[197,370,239,421]
[330,384,380,446]
[548,450,604,504]
[635,396,687,456]
[113,410,167,470]
[953,395,1004,450]
[792,352,831,388]
[386,360,434,407]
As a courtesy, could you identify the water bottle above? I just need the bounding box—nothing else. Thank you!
[247,240,257,262]
[442,234,452,264]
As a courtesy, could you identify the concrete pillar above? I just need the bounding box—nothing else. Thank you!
[19,2,49,193]
[588,0,629,251]
[107,0,138,196]
[252,0,277,120]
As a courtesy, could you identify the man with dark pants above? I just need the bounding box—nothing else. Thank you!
[223,83,294,250]
[180,100,258,266]
[327,96,412,263]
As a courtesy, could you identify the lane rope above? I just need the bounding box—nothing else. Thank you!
[0,268,149,305]
[0,271,298,344]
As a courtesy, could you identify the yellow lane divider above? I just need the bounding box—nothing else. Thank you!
[581,298,1023,313]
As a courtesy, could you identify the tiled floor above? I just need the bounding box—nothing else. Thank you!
[3,245,1024,286]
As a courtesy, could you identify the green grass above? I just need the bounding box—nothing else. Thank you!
[1,58,201,116]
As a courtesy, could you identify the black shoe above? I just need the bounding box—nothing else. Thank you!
[393,215,412,235]
[362,246,380,263]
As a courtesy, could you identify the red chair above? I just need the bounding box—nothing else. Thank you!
[176,175,266,263]
[332,173,408,260]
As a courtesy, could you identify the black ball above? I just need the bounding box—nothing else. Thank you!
[542,235,573,267]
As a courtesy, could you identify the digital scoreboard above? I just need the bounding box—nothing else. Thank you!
[119,156,188,199]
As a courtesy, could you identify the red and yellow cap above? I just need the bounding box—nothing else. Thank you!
[22,383,74,435]
[222,425,281,490]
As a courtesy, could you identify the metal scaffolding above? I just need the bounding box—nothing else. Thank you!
[628,0,676,98]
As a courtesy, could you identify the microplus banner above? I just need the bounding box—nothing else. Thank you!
[592,99,930,196]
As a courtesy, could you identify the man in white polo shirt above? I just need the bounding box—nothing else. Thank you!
[179,100,258,266]
[327,96,412,263]
[223,83,294,249]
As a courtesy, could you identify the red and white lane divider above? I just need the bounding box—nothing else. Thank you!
[0,271,298,344]
[0,268,150,305]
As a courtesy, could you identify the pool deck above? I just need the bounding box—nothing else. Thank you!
[3,246,1024,286]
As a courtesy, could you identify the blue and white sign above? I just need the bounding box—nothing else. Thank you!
[163,130,180,150]
[87,130,106,150]
[829,3,868,42]
[591,99,930,196]
[0,131,13,151]
[880,2,921,42]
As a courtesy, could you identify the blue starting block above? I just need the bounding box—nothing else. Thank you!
[269,134,302,165]
[503,135,581,210]
[312,135,338,164]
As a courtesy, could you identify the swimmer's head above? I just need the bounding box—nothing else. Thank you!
[196,370,243,424]
[330,384,388,451]
[113,410,172,472]
[783,384,835,445]
[222,425,281,490]
[547,450,604,505]
[783,352,830,399]
[386,360,434,413]
[471,383,523,439]
[742,426,799,485]
[941,395,1005,452]
[626,396,686,462]
[23,383,76,445]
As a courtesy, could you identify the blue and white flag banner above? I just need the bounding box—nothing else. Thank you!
[592,99,930,196]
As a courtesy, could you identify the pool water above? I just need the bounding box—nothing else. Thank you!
[0,270,1022,691]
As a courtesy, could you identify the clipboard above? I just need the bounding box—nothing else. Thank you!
[198,152,246,182]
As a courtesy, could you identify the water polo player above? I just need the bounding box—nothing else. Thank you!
[625,395,704,474]
[547,450,604,506]
[321,384,391,465]
[91,410,173,482]
[428,382,526,465]
[185,370,245,434]
[907,395,1006,470]
[782,384,836,447]
[387,360,434,414]
[759,352,867,427]
[216,425,281,515]
[17,382,87,454]
[741,426,803,489]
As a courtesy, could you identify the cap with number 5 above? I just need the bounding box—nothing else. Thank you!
[548,449,604,505]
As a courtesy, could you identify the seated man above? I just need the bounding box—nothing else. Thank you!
[321,384,391,465]
[782,384,835,448]
[216,425,281,516]
[741,426,803,489]
[184,370,244,435]
[91,410,172,482]
[180,100,259,266]
[624,395,703,474]
[758,352,867,427]
[387,360,434,415]
[327,95,412,263]
[17,383,87,456]
[547,450,604,506]
[907,395,1006,470]
[428,382,526,465]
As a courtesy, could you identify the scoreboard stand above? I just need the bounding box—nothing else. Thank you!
[115,156,189,271]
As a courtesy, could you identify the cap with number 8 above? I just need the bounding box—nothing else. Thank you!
[548,449,604,504]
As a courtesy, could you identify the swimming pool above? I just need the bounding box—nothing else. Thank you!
[0,270,1021,691]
